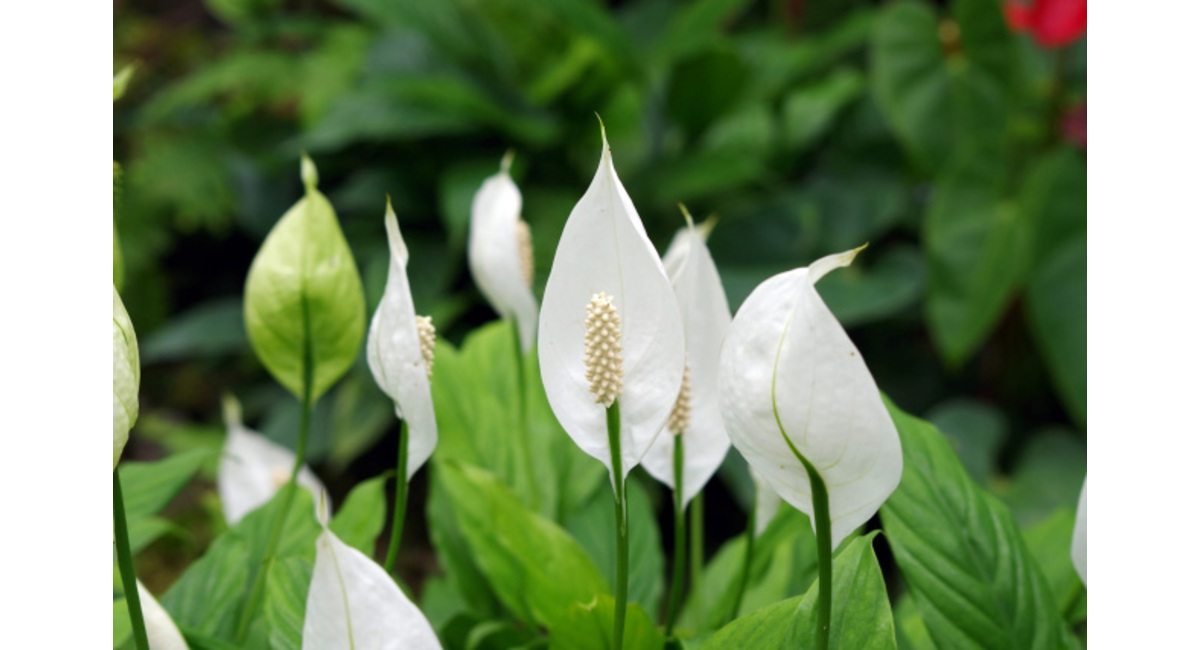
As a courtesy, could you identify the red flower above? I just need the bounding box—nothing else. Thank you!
[1005,0,1086,48]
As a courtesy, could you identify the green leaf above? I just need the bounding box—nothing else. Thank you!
[114,64,135,101]
[701,535,895,649]
[264,556,312,650]
[140,298,247,363]
[995,429,1086,526]
[435,461,609,629]
[244,156,365,402]
[781,68,865,153]
[880,401,1073,649]
[549,595,664,650]
[118,448,212,521]
[816,245,926,328]
[1027,239,1085,428]
[427,474,503,618]
[329,473,389,556]
[1022,510,1087,624]
[113,162,124,290]
[925,398,1008,484]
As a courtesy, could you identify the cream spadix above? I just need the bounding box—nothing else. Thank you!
[641,219,732,506]
[366,200,438,479]
[1072,477,1087,587]
[217,395,326,525]
[113,287,139,469]
[538,126,685,484]
[469,154,539,351]
[718,247,902,548]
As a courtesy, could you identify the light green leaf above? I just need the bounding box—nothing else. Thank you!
[549,595,664,650]
[244,156,365,402]
[925,398,1007,484]
[995,428,1086,526]
[436,461,609,629]
[1022,510,1087,624]
[118,448,213,521]
[880,401,1073,649]
[114,64,135,101]
[264,556,311,650]
[328,473,389,556]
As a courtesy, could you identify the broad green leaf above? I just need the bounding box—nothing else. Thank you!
[549,595,664,650]
[995,428,1086,526]
[1022,510,1087,624]
[926,398,1007,484]
[781,68,865,152]
[141,298,247,363]
[894,594,935,650]
[114,64,135,101]
[880,401,1073,649]
[1027,239,1085,428]
[566,479,664,616]
[118,448,213,521]
[328,473,389,556]
[436,461,609,629]
[701,534,895,649]
[427,473,503,618]
[244,156,365,402]
[264,556,311,650]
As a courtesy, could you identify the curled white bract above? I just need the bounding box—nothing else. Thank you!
[113,287,140,469]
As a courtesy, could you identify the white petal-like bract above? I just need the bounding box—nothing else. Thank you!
[366,201,438,480]
[1072,477,1087,587]
[113,287,140,469]
[641,222,732,506]
[217,397,326,525]
[538,127,685,484]
[751,468,782,536]
[469,159,539,351]
[303,528,442,650]
[136,581,188,650]
[719,248,901,548]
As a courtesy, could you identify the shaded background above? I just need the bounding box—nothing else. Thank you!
[113,0,1085,594]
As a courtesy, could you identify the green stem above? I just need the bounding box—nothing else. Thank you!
[114,469,149,650]
[512,323,539,513]
[798,457,832,650]
[384,420,410,575]
[729,499,756,623]
[606,401,628,650]
[690,492,704,598]
[235,395,312,642]
[665,435,686,637]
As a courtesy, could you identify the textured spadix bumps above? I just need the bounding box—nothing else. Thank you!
[469,156,539,352]
[367,201,438,480]
[641,222,732,506]
[719,247,902,547]
[539,127,685,484]
[113,287,139,469]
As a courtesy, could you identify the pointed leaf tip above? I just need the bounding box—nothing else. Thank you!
[501,149,515,173]
[677,203,696,229]
[300,154,318,191]
[808,243,868,284]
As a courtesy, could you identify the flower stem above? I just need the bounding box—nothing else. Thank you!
[729,498,756,623]
[606,400,628,650]
[689,492,704,597]
[114,469,149,650]
[384,420,410,576]
[235,394,312,643]
[512,323,539,513]
[798,457,832,650]
[665,434,686,637]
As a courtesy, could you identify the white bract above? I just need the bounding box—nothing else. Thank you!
[469,155,539,351]
[367,200,439,479]
[217,396,326,525]
[538,126,685,485]
[136,581,188,650]
[641,218,732,506]
[113,287,140,469]
[303,526,441,650]
[1072,477,1087,586]
[751,468,782,536]
[719,247,902,548]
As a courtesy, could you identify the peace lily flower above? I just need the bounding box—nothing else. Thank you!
[1072,477,1087,586]
[469,152,539,351]
[113,286,139,469]
[217,395,326,525]
[135,581,188,650]
[751,468,782,536]
[538,125,685,484]
[303,499,441,650]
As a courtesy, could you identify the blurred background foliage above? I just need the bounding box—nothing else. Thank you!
[114,0,1084,595]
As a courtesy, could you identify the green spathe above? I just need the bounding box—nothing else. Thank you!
[244,155,365,402]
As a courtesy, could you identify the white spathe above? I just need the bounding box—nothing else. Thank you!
[641,221,732,506]
[469,158,539,351]
[1072,477,1087,587]
[217,396,325,525]
[136,581,188,650]
[538,126,685,486]
[113,287,140,469]
[719,247,902,548]
[302,527,442,650]
[366,201,438,480]
[751,468,783,537]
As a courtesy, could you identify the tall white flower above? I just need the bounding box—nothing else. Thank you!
[1072,477,1087,586]
[538,125,685,484]
[366,200,439,479]
[217,395,326,525]
[469,153,539,351]
[136,581,188,650]
[719,247,902,548]
[641,216,732,506]
[113,287,140,469]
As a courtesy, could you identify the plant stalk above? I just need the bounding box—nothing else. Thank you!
[606,401,628,650]
[114,469,149,650]
[729,498,757,622]
[512,323,539,513]
[665,434,686,637]
[690,492,704,598]
[384,420,410,575]
[799,457,832,650]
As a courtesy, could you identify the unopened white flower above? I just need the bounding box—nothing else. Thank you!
[538,125,685,484]
[719,247,902,548]
[469,154,539,351]
[367,200,438,479]
[1072,477,1087,587]
[217,395,326,525]
[303,526,442,650]
[113,287,140,469]
[641,218,732,506]
[136,581,188,650]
